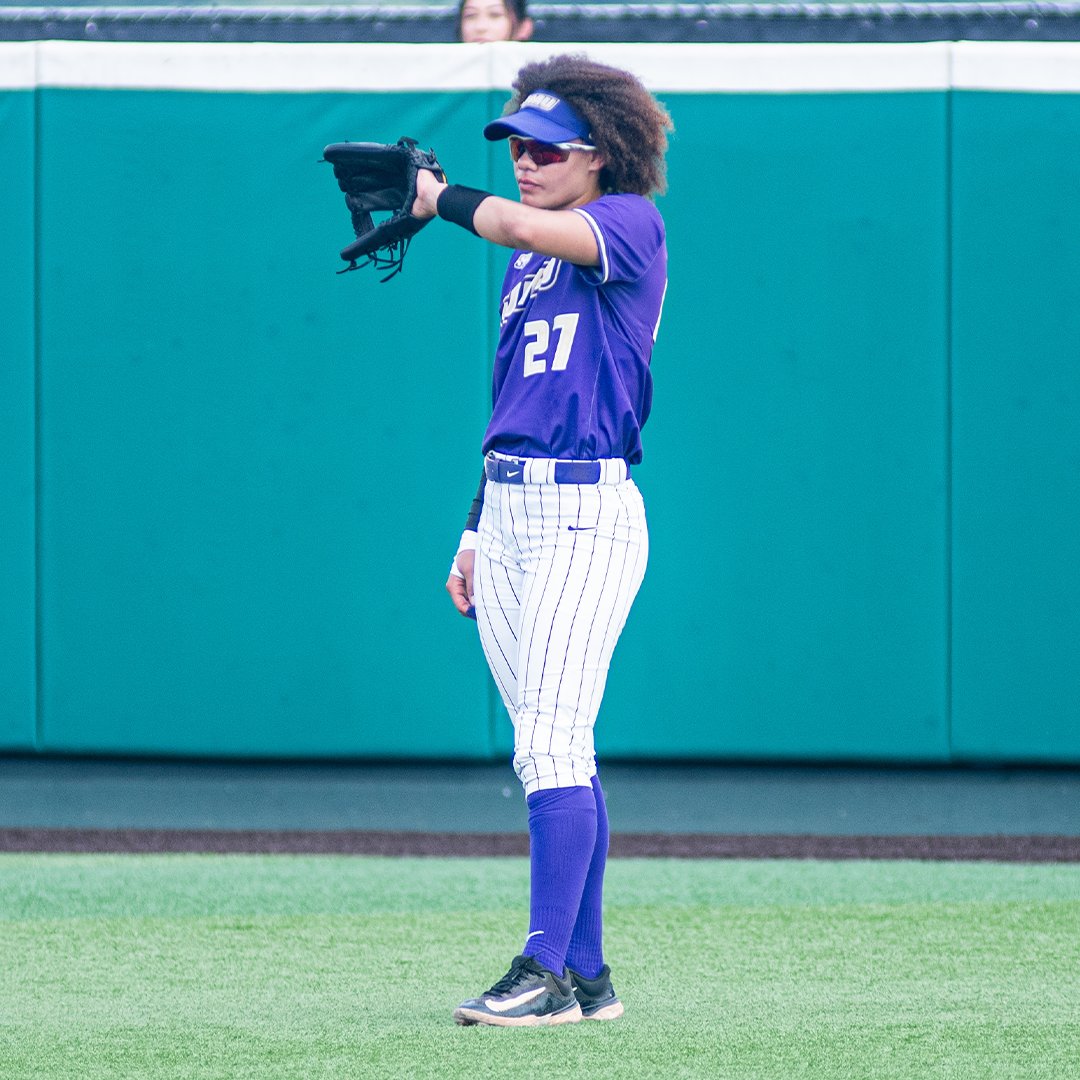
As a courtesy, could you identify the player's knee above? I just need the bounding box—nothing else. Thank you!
[513,749,593,793]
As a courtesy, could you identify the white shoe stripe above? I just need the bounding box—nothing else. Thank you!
[483,985,547,1013]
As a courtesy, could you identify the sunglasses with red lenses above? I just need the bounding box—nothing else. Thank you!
[508,136,596,167]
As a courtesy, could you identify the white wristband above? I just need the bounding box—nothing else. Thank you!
[449,530,479,579]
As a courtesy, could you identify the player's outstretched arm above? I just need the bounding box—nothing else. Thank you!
[413,169,599,267]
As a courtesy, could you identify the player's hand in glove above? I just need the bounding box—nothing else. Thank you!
[322,136,445,280]
[411,166,447,222]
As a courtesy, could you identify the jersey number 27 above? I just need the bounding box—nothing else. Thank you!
[523,314,580,378]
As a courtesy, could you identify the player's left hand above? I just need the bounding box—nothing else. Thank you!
[447,548,476,619]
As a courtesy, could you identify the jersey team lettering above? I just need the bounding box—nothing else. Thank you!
[501,257,560,325]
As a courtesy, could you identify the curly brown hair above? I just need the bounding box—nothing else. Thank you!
[506,54,673,197]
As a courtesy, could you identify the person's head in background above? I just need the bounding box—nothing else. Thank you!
[457,0,534,42]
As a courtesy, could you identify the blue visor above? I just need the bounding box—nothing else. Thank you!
[484,91,591,144]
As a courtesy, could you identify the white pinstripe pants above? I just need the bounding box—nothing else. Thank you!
[473,467,648,796]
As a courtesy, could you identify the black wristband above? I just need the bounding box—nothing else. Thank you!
[437,185,492,236]
[464,467,486,531]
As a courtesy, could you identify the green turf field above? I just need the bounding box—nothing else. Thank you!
[1,855,1078,1079]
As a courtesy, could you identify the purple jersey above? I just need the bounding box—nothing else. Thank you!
[482,193,667,464]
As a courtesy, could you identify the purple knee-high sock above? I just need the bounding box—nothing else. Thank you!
[521,785,597,975]
[564,774,610,979]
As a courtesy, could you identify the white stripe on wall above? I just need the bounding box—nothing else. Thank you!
[953,42,1080,92]
[492,41,954,92]
[1,40,1080,94]
[0,43,37,88]
[33,41,496,92]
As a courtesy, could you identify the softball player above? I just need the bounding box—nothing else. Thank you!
[413,54,672,1027]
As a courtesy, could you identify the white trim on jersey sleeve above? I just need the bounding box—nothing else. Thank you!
[572,208,610,284]
[653,279,668,342]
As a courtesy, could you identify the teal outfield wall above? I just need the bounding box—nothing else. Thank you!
[32,88,497,759]
[604,91,951,762]
[1,44,1078,763]
[949,91,1080,761]
[0,88,37,752]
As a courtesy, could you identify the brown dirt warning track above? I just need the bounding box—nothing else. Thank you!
[2,828,1079,861]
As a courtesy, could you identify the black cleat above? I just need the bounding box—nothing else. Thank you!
[454,955,583,1027]
[568,964,624,1021]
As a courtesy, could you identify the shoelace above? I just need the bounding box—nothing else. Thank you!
[485,957,536,996]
